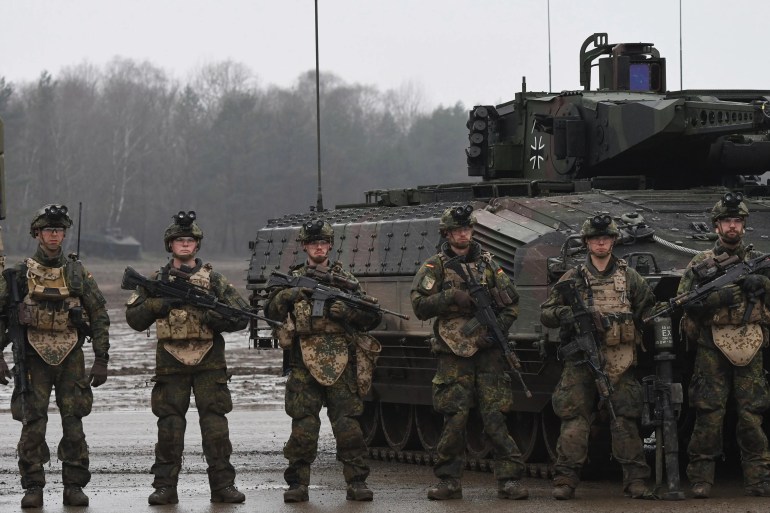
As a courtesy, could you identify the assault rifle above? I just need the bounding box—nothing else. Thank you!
[3,268,30,424]
[642,314,685,500]
[443,257,532,398]
[121,266,282,327]
[554,278,617,420]
[265,271,409,320]
[644,251,770,324]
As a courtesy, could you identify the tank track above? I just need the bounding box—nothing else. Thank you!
[367,446,554,478]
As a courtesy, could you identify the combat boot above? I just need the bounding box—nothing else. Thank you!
[626,480,655,499]
[552,484,575,500]
[346,481,373,501]
[691,482,711,499]
[283,484,309,503]
[211,485,245,503]
[21,486,43,508]
[148,486,179,505]
[498,479,529,500]
[427,478,462,500]
[745,481,770,497]
[63,486,89,506]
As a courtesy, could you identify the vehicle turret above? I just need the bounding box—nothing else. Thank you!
[466,33,770,188]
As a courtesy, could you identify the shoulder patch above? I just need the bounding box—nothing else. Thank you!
[420,274,436,291]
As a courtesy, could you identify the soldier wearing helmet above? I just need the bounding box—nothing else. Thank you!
[411,205,527,501]
[125,211,248,505]
[541,213,655,500]
[677,192,770,498]
[1,204,110,508]
[264,219,382,503]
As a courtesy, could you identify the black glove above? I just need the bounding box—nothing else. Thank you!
[275,287,309,308]
[145,297,183,318]
[683,299,708,317]
[742,274,770,296]
[452,289,474,309]
[89,356,108,387]
[705,284,743,309]
[0,356,11,386]
[328,300,351,321]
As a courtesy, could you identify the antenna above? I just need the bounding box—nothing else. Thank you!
[679,0,683,90]
[544,0,548,92]
[314,0,324,212]
[69,201,82,262]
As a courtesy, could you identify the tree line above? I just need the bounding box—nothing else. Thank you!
[0,59,470,257]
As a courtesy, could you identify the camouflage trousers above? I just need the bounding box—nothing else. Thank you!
[551,363,650,489]
[11,348,93,490]
[150,368,236,491]
[431,349,525,481]
[687,344,770,486]
[283,364,369,486]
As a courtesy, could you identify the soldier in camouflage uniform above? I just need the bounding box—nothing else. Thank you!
[263,219,382,503]
[677,193,770,499]
[541,214,654,500]
[411,205,528,501]
[0,204,110,508]
[125,211,248,506]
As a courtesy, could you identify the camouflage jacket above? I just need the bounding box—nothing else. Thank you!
[541,255,655,346]
[410,241,519,349]
[0,246,110,359]
[125,258,248,374]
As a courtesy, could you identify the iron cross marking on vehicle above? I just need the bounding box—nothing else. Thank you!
[530,135,545,170]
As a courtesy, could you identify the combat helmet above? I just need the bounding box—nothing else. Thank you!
[711,191,749,224]
[580,213,620,239]
[163,210,203,252]
[29,204,73,237]
[439,205,476,235]
[298,219,334,245]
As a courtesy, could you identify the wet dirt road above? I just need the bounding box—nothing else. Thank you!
[0,409,766,513]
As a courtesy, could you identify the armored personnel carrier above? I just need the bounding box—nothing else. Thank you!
[246,33,770,470]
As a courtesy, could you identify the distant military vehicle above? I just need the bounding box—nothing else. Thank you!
[246,33,770,473]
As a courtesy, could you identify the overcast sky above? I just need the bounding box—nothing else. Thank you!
[3,0,768,110]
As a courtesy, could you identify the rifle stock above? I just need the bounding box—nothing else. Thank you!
[122,266,282,327]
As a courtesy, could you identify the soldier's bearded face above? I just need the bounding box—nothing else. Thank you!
[446,226,472,250]
[304,240,331,264]
[716,217,744,245]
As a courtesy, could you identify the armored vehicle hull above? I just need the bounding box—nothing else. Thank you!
[247,34,770,470]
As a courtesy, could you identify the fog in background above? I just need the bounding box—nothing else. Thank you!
[1,0,767,256]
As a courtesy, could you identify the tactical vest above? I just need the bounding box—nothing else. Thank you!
[156,264,215,366]
[698,249,770,366]
[288,263,354,386]
[578,260,639,383]
[435,252,496,357]
[21,258,82,365]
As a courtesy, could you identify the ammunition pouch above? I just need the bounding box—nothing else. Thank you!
[603,312,637,346]
[157,307,214,342]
